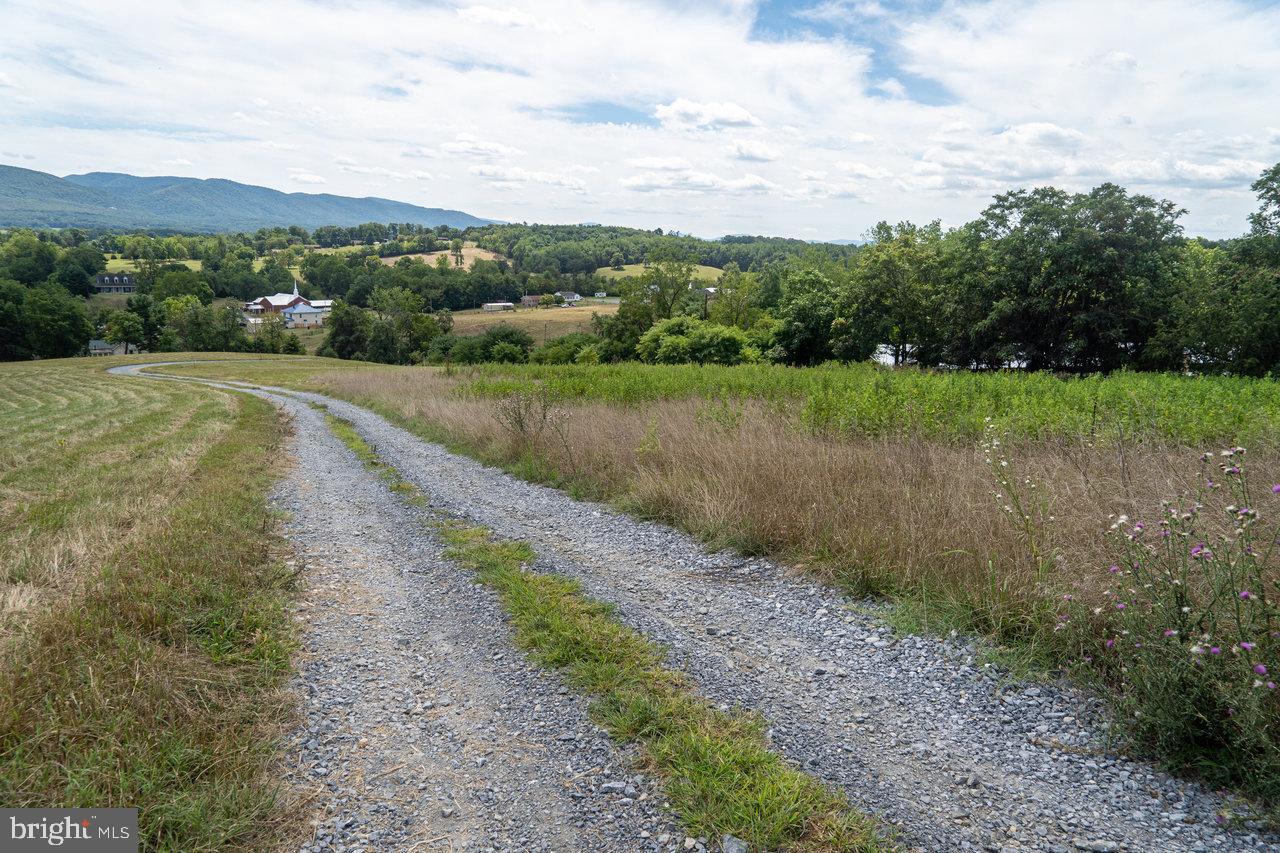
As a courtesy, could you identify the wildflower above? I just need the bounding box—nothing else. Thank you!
[1272,484,1280,494]
[1108,564,1120,574]
[1210,646,1222,655]
[1240,590,1254,600]
[1062,594,1073,601]
[1255,664,1269,676]
[1241,641,1255,651]
[1104,639,1115,650]
[1254,680,1265,688]
[1163,629,1178,638]
[1270,682,1277,690]
[1116,602,1127,610]
[1190,644,1204,654]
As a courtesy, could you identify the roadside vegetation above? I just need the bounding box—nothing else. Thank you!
[157,353,1280,805]
[0,357,297,850]
[323,410,883,851]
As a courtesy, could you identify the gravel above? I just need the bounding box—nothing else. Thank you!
[113,364,1279,852]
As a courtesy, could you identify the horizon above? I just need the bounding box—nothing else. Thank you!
[2,0,1278,240]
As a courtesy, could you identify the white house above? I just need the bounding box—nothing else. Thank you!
[282,303,328,328]
[556,291,583,304]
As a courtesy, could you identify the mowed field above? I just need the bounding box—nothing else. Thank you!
[450,301,619,342]
[0,356,297,849]
[594,262,722,282]
[377,245,502,268]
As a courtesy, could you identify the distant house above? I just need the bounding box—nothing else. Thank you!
[282,303,327,328]
[483,302,515,312]
[594,291,607,298]
[556,291,583,304]
[94,273,136,294]
[244,282,309,314]
[520,294,543,308]
[87,339,135,356]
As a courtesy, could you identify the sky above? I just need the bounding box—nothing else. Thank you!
[1,0,1278,240]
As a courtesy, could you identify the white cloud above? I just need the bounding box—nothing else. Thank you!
[162,158,193,166]
[288,171,325,184]
[0,0,1276,237]
[622,169,776,195]
[626,156,693,171]
[654,98,761,129]
[471,164,586,191]
[457,5,540,27]
[836,161,891,179]
[728,140,780,162]
[441,133,524,158]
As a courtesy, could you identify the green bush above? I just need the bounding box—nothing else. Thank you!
[637,317,748,366]
[531,333,598,364]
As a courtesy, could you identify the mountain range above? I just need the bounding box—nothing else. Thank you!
[0,164,494,232]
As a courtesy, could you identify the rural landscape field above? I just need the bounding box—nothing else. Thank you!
[5,1,1280,851]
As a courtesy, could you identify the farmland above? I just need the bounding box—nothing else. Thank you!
[0,355,295,849]
[449,301,619,342]
[595,262,722,282]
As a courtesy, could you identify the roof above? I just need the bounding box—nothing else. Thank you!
[556,291,581,298]
[88,339,110,348]
[284,303,325,314]
[309,300,333,308]
[260,293,303,307]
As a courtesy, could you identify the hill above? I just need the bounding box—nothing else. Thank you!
[0,164,494,232]
[595,262,723,281]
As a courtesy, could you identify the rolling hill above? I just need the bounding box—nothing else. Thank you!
[0,164,495,232]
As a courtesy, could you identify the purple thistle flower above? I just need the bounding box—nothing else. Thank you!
[1255,664,1269,676]
[1163,629,1178,638]
[1269,682,1277,690]
[1273,484,1280,494]
[1116,602,1126,610]
[1108,564,1120,574]
[1210,646,1222,655]
[1241,642,1255,651]
[1104,639,1115,650]
[1240,590,1254,600]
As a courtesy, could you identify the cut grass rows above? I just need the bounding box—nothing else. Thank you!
[0,359,298,851]
[321,409,885,852]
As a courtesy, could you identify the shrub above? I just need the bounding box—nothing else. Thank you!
[1068,447,1280,800]
[637,317,748,366]
[490,341,527,363]
[574,343,601,365]
[531,333,598,365]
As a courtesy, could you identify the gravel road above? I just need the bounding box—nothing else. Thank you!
[111,364,1277,852]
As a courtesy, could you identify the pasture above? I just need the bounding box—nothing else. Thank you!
[377,245,502,269]
[595,262,723,282]
[0,356,296,849]
[450,301,619,342]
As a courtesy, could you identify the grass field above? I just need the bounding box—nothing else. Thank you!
[450,302,619,343]
[377,245,501,269]
[0,355,298,849]
[153,355,1280,800]
[105,257,203,273]
[595,262,722,282]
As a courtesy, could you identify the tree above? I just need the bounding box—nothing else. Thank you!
[321,301,370,360]
[0,233,58,285]
[1250,161,1280,237]
[773,270,839,365]
[153,268,215,305]
[22,284,93,359]
[0,279,30,360]
[610,251,625,270]
[638,252,695,320]
[706,263,762,329]
[104,310,144,354]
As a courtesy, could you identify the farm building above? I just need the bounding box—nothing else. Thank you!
[282,303,328,328]
[244,282,309,314]
[87,339,135,356]
[94,273,137,294]
[483,302,515,312]
[520,294,543,307]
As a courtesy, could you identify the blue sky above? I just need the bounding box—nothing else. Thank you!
[1,0,1278,238]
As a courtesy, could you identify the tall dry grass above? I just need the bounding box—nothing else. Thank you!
[322,368,1280,646]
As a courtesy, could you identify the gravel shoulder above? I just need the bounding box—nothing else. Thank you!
[111,364,1278,852]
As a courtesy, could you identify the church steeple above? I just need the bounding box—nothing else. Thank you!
[292,280,299,297]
